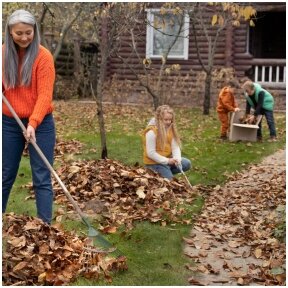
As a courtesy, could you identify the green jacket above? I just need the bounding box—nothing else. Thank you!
[245,83,274,111]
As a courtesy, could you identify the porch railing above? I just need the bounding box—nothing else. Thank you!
[252,59,286,87]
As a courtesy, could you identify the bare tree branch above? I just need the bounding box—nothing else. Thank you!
[53,4,83,61]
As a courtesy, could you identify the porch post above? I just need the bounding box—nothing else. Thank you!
[225,23,233,67]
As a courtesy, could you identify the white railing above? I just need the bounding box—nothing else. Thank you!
[252,59,286,87]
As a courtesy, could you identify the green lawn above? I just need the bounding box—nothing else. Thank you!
[5,103,286,285]
[73,222,193,286]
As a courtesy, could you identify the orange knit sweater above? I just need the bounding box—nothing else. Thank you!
[2,45,55,129]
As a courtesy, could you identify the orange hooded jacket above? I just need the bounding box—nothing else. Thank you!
[216,87,238,113]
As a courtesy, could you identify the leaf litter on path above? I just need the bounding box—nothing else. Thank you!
[184,149,286,286]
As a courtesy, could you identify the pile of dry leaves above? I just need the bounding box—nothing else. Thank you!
[239,114,258,125]
[2,213,127,286]
[23,139,83,159]
[54,139,83,160]
[52,159,197,230]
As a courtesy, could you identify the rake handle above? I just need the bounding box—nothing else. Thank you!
[2,93,89,224]
[181,171,193,190]
[177,163,193,190]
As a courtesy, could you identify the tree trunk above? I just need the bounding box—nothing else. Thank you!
[96,59,108,159]
[152,95,159,110]
[203,71,212,115]
[95,13,109,159]
[96,87,108,159]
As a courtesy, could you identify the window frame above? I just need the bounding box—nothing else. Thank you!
[146,8,190,60]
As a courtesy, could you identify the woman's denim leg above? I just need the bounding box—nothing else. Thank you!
[180,158,192,172]
[146,164,174,179]
[2,115,26,212]
[264,110,277,137]
[28,114,56,224]
[257,119,263,138]
[171,157,192,174]
[146,157,192,180]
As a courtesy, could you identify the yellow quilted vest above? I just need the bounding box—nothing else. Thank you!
[142,126,173,165]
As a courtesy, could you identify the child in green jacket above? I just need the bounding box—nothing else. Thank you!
[242,80,277,141]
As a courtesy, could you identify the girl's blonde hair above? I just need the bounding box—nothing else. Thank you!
[155,105,181,149]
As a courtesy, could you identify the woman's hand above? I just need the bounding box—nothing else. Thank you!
[168,158,180,166]
[25,125,36,142]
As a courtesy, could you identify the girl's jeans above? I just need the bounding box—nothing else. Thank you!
[2,114,56,223]
[257,109,277,138]
[146,157,191,180]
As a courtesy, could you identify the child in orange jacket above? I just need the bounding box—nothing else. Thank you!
[216,80,240,140]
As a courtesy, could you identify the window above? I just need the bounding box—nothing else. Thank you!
[146,9,190,60]
[248,11,286,59]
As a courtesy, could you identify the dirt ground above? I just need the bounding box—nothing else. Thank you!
[184,149,286,286]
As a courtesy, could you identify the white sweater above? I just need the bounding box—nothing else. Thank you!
[145,118,181,165]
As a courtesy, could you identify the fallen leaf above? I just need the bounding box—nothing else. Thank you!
[13,261,28,272]
[188,277,210,285]
[182,237,194,245]
[237,277,244,285]
[38,272,46,283]
[254,248,262,258]
[197,264,209,274]
[228,240,241,248]
[68,165,80,174]
[136,186,146,199]
[8,236,26,248]
[102,226,117,234]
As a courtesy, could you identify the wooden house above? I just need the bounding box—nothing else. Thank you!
[102,2,286,110]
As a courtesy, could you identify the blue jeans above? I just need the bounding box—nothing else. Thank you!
[2,114,56,223]
[257,109,277,138]
[146,157,192,180]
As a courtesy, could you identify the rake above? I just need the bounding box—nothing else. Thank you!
[2,93,122,257]
[177,163,193,190]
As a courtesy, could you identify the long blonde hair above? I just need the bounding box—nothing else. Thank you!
[155,105,181,149]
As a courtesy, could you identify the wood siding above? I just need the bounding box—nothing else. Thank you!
[102,3,286,109]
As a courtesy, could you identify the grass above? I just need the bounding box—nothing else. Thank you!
[65,105,285,186]
[5,157,38,218]
[73,222,193,286]
[4,103,286,285]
